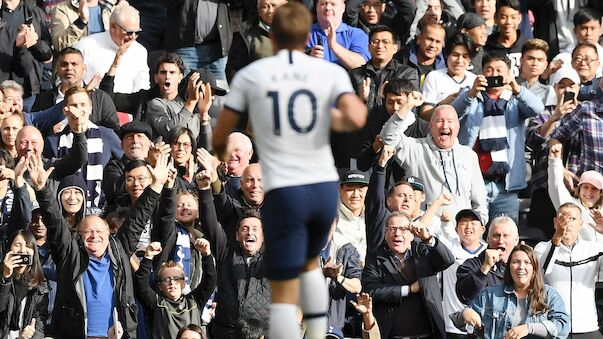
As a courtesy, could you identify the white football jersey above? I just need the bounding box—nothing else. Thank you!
[224,50,355,192]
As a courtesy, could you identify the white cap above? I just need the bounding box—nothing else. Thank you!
[549,66,581,87]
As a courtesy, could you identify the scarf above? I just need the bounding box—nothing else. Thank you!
[58,123,104,209]
[478,90,511,176]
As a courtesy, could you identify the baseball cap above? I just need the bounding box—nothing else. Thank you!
[457,13,486,31]
[578,170,603,190]
[549,66,581,87]
[326,326,344,339]
[404,176,425,192]
[194,68,228,96]
[118,121,152,140]
[340,169,369,186]
[455,209,483,224]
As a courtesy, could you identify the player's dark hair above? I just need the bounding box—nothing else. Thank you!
[574,8,602,27]
[482,50,511,69]
[271,2,312,50]
[383,79,418,97]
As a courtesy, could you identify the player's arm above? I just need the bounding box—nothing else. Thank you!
[332,93,367,132]
[212,108,241,160]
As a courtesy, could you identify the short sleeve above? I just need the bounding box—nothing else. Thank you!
[223,70,251,115]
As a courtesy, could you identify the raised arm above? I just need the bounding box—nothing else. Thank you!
[116,154,169,256]
[49,130,87,180]
[189,238,217,306]
[5,157,32,236]
[196,154,229,264]
[135,242,162,311]
[547,143,574,211]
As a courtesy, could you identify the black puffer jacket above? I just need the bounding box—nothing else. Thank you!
[0,278,49,339]
[38,183,161,339]
[198,189,270,338]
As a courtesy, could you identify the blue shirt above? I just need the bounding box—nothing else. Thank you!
[307,22,370,68]
[83,252,114,337]
[87,5,104,34]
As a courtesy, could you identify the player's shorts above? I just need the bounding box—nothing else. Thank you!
[262,181,338,280]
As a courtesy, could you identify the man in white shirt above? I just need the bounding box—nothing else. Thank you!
[74,3,149,94]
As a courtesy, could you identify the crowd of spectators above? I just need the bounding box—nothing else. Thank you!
[1,0,603,338]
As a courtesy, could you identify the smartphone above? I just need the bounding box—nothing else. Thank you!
[317,35,324,46]
[485,76,504,88]
[70,0,80,8]
[15,253,32,266]
[562,91,576,103]
[24,14,33,26]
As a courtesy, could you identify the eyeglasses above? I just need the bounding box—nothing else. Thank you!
[369,39,394,46]
[125,176,151,185]
[115,22,141,37]
[158,276,184,284]
[361,2,382,10]
[387,226,412,234]
[572,56,599,65]
[172,142,192,150]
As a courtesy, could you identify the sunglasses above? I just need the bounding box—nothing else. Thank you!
[115,22,141,36]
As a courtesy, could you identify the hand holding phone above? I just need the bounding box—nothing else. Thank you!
[562,91,576,103]
[485,76,504,88]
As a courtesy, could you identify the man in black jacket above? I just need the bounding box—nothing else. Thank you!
[31,152,170,339]
[455,216,519,304]
[196,158,270,339]
[30,47,120,132]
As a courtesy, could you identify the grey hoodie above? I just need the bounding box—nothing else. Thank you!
[380,112,488,224]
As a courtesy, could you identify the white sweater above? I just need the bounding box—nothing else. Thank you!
[534,239,603,333]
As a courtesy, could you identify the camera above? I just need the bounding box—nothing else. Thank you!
[15,253,32,266]
[485,76,504,88]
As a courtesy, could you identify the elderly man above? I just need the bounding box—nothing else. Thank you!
[223,132,254,197]
[31,151,170,339]
[455,216,520,304]
[307,0,370,70]
[362,209,454,339]
[74,3,149,94]
[380,95,488,224]
[567,42,601,102]
[44,86,123,211]
[30,47,119,131]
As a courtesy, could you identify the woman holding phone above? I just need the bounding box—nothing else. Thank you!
[1,230,48,339]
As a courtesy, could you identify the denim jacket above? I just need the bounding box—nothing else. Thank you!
[451,87,544,192]
[470,284,569,339]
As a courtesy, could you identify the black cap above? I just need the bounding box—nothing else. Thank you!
[455,209,483,224]
[195,68,227,96]
[118,121,152,140]
[340,169,369,186]
[457,13,486,31]
[404,176,425,192]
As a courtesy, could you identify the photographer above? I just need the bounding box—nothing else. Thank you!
[1,230,48,339]
[451,50,544,223]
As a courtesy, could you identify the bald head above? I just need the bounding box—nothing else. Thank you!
[79,215,111,259]
[226,132,253,176]
[429,105,459,150]
[16,125,44,158]
[241,163,264,206]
